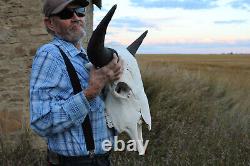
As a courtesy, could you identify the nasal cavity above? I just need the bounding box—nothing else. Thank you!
[115,82,130,95]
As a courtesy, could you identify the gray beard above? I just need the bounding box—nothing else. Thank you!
[65,28,86,44]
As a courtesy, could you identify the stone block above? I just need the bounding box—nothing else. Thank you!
[0,110,23,133]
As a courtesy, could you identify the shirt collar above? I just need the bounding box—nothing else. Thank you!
[52,36,87,57]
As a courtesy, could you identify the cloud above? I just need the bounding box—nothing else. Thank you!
[214,19,247,24]
[110,17,154,29]
[229,0,250,11]
[138,39,250,54]
[130,0,218,10]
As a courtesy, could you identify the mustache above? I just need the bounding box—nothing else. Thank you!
[71,19,84,24]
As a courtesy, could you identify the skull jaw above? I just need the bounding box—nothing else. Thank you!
[125,119,146,155]
[105,95,146,154]
[105,79,150,155]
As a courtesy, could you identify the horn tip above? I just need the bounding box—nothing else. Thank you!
[108,4,117,16]
[112,4,117,9]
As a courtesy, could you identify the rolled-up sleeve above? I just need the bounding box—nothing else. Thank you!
[62,92,90,126]
[30,49,90,137]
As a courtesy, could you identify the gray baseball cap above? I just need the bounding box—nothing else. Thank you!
[43,0,89,17]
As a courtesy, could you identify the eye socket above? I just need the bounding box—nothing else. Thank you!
[114,82,132,98]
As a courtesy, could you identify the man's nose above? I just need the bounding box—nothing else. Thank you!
[72,12,79,19]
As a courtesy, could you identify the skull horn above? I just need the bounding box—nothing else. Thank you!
[87,5,117,68]
[127,30,148,56]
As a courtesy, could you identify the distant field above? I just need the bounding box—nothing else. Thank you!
[137,54,250,89]
[1,54,250,165]
[138,54,250,71]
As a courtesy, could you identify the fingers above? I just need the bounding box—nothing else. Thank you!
[113,59,124,75]
[111,55,124,80]
[90,54,124,84]
[106,55,119,69]
[113,53,119,62]
[104,56,124,81]
[113,69,123,80]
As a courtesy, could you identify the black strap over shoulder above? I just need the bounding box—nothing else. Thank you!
[55,45,95,153]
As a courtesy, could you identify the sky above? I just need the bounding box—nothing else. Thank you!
[93,0,250,54]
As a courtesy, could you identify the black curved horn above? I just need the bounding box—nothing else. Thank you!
[87,5,117,68]
[127,30,148,56]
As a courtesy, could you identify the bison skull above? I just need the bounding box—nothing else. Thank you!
[87,5,151,155]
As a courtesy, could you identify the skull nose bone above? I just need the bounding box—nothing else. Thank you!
[114,82,132,98]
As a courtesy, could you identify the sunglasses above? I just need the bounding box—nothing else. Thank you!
[52,7,85,20]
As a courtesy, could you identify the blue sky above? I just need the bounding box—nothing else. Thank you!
[93,0,250,54]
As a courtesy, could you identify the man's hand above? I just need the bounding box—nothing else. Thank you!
[84,54,123,100]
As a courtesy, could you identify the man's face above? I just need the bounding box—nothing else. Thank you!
[50,4,86,43]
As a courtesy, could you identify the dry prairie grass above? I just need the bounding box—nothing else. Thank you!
[0,130,45,166]
[1,54,250,165]
[138,54,250,90]
[111,54,250,165]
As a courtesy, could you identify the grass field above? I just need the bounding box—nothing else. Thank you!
[1,54,250,165]
[114,54,250,165]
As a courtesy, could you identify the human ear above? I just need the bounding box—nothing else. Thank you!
[44,17,55,32]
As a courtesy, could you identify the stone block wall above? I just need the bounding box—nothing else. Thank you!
[0,0,94,133]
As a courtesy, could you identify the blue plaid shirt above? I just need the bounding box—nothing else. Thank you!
[30,36,114,156]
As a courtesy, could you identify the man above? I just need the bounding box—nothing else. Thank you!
[29,0,123,165]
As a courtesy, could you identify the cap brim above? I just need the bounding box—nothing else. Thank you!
[52,0,89,15]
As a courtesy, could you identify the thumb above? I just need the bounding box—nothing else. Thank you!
[85,62,93,70]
